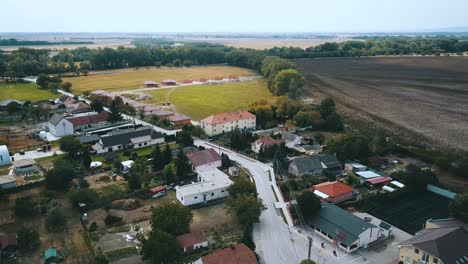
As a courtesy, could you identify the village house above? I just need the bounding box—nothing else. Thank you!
[176,231,208,253]
[398,218,468,264]
[56,95,75,106]
[312,181,355,204]
[48,112,109,137]
[186,148,222,172]
[344,161,368,173]
[176,168,233,206]
[200,110,256,136]
[92,126,164,154]
[0,175,16,190]
[143,80,158,87]
[288,154,342,177]
[251,136,282,154]
[168,113,191,126]
[366,176,393,187]
[162,79,178,85]
[308,204,380,253]
[0,145,12,167]
[13,159,37,174]
[194,243,257,264]
[282,131,303,149]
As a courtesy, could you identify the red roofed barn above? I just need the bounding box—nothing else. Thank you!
[312,181,355,204]
[186,148,222,172]
[200,111,256,136]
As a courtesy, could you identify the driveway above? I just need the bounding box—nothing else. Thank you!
[12,148,62,161]
[194,140,369,264]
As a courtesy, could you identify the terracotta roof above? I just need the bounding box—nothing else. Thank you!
[66,112,108,126]
[201,111,255,125]
[176,231,207,249]
[313,181,354,198]
[201,243,257,264]
[186,149,221,168]
[252,136,282,148]
[366,176,392,185]
[149,185,166,194]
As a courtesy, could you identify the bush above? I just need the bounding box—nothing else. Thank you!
[104,215,123,227]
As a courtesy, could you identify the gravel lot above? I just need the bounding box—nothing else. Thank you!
[296,56,468,151]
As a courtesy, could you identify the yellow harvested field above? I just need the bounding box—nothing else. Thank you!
[145,80,273,120]
[64,65,257,93]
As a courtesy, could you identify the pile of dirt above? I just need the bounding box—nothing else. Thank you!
[110,199,140,211]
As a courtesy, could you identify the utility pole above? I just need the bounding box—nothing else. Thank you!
[307,236,312,264]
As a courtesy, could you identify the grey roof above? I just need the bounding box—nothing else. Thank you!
[48,113,64,126]
[100,126,163,147]
[401,227,468,264]
[308,204,376,246]
[75,134,100,144]
[302,144,321,151]
[427,218,468,232]
[319,155,341,169]
[282,132,299,142]
[290,156,324,173]
[13,158,36,167]
[379,221,392,230]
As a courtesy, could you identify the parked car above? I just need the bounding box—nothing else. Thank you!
[151,192,166,199]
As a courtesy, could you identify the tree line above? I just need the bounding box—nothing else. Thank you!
[0,38,93,46]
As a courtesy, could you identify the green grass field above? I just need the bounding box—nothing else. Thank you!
[145,80,273,120]
[0,83,59,101]
[64,65,258,94]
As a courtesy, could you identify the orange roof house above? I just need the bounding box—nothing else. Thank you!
[251,136,283,153]
[200,111,256,136]
[312,181,355,204]
[200,243,257,264]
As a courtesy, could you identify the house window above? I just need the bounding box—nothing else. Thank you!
[422,252,429,263]
[221,190,225,193]
[138,143,142,147]
[194,196,198,199]
[414,248,419,254]
[405,257,411,264]
[211,193,214,196]
[433,258,438,264]
[144,143,147,146]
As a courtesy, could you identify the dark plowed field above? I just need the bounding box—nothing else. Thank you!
[296,57,468,151]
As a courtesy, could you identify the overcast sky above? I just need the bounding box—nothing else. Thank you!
[1,0,467,32]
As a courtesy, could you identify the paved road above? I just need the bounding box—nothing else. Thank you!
[194,139,374,264]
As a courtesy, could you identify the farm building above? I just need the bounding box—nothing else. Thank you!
[0,145,12,166]
[228,166,238,177]
[398,219,468,264]
[308,204,380,253]
[143,81,158,87]
[194,243,257,264]
[356,170,382,183]
[162,79,178,85]
[0,175,16,190]
[149,186,167,197]
[175,168,233,206]
[344,162,367,173]
[366,176,392,186]
[186,148,222,172]
[48,113,74,137]
[169,113,191,126]
[298,144,323,155]
[312,181,354,204]
[92,126,164,154]
[176,231,208,253]
[200,111,256,136]
[251,136,282,154]
[66,112,108,131]
[282,132,303,149]
[288,155,342,177]
[150,108,175,118]
[13,159,37,174]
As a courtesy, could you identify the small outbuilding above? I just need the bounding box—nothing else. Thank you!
[228,166,239,177]
[121,160,134,173]
[162,79,177,85]
[13,159,37,174]
[143,81,159,87]
[43,247,58,264]
[149,185,167,198]
[0,175,16,190]
[176,230,208,253]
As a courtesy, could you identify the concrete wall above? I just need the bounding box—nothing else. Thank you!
[399,246,440,264]
[194,160,222,172]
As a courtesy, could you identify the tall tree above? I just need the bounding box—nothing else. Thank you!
[227,177,257,198]
[449,191,468,223]
[162,143,172,165]
[319,98,336,119]
[151,144,164,171]
[226,194,265,226]
[141,229,182,264]
[46,199,67,231]
[45,158,77,191]
[296,191,321,220]
[107,99,123,123]
[82,147,92,168]
[151,202,193,236]
[175,150,191,180]
[17,227,40,251]
[90,99,104,113]
[59,136,83,159]
[14,196,38,217]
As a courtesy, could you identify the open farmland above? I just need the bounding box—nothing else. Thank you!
[296,57,468,151]
[144,79,272,120]
[63,65,257,93]
[0,83,59,101]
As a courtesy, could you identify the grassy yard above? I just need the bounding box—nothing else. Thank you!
[64,65,257,93]
[145,79,273,120]
[0,83,59,101]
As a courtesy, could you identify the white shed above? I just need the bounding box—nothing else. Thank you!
[0,145,12,166]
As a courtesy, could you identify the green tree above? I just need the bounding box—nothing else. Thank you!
[14,196,38,217]
[141,229,182,264]
[127,158,147,190]
[319,98,336,119]
[59,136,83,159]
[17,227,40,251]
[46,199,67,230]
[107,99,123,123]
[314,133,325,145]
[6,101,22,115]
[296,191,321,219]
[226,194,265,226]
[36,73,50,88]
[151,144,164,171]
[175,125,193,146]
[449,191,468,223]
[162,143,172,165]
[90,99,104,113]
[227,177,257,198]
[60,81,72,92]
[162,162,176,183]
[151,202,193,236]
[69,188,100,209]
[82,147,92,168]
[249,104,273,129]
[93,255,109,264]
[172,59,182,67]
[324,112,344,131]
[183,60,192,67]
[45,158,77,191]
[175,150,191,180]
[221,153,232,168]
[271,69,305,98]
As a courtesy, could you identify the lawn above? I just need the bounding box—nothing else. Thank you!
[0,83,59,101]
[64,65,258,93]
[145,79,273,120]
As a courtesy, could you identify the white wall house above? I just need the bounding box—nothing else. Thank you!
[92,127,165,154]
[176,168,233,206]
[48,114,74,137]
[200,111,256,137]
[0,145,12,167]
[186,148,222,172]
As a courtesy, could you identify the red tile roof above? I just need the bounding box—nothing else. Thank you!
[66,112,108,126]
[366,176,392,185]
[186,149,221,167]
[201,243,257,264]
[149,185,166,194]
[176,231,207,249]
[252,136,282,148]
[201,111,255,125]
[313,181,354,198]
